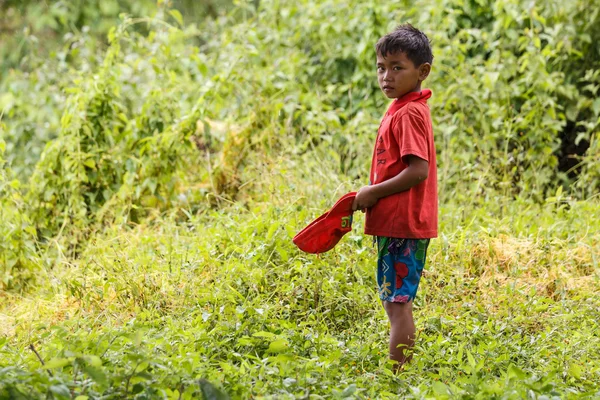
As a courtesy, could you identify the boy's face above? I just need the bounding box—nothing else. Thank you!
[376,51,430,99]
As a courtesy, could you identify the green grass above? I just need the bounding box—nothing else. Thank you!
[1,155,599,398]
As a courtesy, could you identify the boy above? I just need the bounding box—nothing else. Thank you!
[352,24,437,369]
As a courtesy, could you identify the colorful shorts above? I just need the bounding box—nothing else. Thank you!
[376,237,430,303]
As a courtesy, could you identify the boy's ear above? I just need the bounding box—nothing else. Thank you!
[418,63,431,81]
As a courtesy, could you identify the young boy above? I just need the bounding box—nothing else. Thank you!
[352,24,437,369]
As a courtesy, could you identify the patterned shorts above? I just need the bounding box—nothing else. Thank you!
[376,237,430,303]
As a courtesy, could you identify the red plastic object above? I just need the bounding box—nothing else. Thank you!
[293,192,356,254]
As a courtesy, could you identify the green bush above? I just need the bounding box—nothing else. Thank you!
[2,0,599,258]
[0,138,41,291]
[26,21,204,247]
[189,0,600,200]
[2,0,600,282]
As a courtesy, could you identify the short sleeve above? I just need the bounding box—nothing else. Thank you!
[392,105,429,163]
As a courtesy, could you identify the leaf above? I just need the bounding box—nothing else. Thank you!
[266,222,279,241]
[432,381,449,396]
[252,331,276,339]
[85,355,102,367]
[267,339,289,353]
[198,379,229,400]
[467,350,476,368]
[569,363,582,379]
[135,361,149,373]
[44,358,71,369]
[133,330,143,346]
[283,377,296,387]
[81,363,108,386]
[169,10,184,26]
[592,97,600,116]
[49,385,71,399]
[340,384,357,397]
[508,364,527,380]
[83,159,96,169]
[483,72,499,89]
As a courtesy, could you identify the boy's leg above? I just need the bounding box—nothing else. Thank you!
[376,237,430,370]
[383,300,415,367]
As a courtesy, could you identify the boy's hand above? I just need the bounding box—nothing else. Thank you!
[352,186,379,211]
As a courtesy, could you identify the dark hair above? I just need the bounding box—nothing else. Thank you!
[376,24,433,66]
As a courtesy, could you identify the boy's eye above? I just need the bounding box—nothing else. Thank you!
[394,66,403,70]
[377,66,384,72]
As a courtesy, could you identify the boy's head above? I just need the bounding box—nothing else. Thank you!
[375,24,433,99]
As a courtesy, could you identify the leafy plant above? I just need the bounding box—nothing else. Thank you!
[0,137,41,291]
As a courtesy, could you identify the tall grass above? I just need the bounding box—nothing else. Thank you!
[2,145,599,397]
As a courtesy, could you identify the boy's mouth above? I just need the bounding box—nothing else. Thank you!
[382,85,394,92]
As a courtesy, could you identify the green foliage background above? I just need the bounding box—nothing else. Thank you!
[0,0,599,398]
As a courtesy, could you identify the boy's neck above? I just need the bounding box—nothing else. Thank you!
[396,82,422,99]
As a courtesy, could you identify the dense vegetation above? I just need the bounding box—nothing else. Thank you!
[1,0,599,398]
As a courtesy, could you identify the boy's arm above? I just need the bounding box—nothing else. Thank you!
[352,155,428,211]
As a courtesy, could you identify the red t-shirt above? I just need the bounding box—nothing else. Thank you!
[365,89,438,239]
